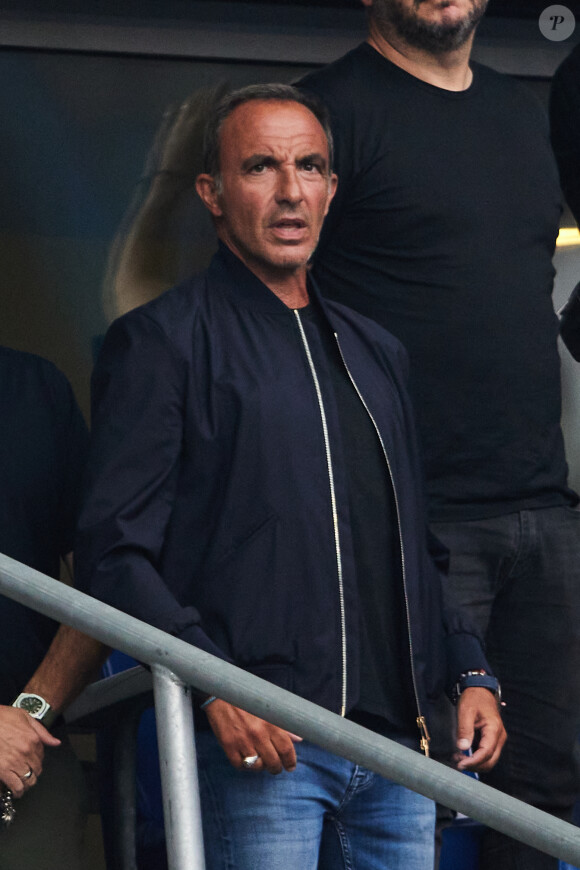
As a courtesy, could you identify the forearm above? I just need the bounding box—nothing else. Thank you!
[23,625,108,715]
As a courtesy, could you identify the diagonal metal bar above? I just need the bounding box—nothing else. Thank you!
[1,551,580,866]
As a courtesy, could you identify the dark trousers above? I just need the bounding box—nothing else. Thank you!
[0,733,88,870]
[431,505,580,870]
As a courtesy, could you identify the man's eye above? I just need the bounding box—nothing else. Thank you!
[251,163,267,173]
[301,162,321,173]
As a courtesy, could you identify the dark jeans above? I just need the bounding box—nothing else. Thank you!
[431,505,580,870]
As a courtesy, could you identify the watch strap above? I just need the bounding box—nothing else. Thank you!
[459,674,499,693]
[452,670,501,706]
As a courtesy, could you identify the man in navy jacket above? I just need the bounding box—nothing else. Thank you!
[76,84,505,869]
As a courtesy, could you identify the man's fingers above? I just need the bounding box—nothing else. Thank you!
[20,766,38,792]
[457,724,507,772]
[1,766,36,798]
[271,730,298,772]
[253,740,284,775]
[0,753,44,797]
[2,773,24,798]
[206,700,300,775]
[455,686,507,773]
[459,742,500,772]
[246,723,296,774]
[234,728,298,775]
[28,718,61,748]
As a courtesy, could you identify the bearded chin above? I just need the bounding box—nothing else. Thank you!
[374,1,488,54]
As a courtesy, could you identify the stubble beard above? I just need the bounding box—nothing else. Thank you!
[372,0,488,54]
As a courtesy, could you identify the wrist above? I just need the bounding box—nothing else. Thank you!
[12,692,57,729]
[452,670,501,706]
[200,695,218,712]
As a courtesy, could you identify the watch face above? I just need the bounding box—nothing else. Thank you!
[19,696,46,717]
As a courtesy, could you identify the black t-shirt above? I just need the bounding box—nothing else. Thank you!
[0,347,89,704]
[300,44,576,521]
[300,304,416,736]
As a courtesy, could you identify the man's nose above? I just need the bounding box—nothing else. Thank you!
[275,167,302,203]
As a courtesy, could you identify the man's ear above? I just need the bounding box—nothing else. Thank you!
[322,173,339,218]
[195,174,223,217]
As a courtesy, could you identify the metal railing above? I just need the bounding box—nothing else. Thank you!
[1,551,580,869]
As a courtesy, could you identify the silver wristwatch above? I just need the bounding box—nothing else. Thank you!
[12,693,57,728]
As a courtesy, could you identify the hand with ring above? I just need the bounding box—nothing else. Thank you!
[204,699,302,775]
[0,706,60,797]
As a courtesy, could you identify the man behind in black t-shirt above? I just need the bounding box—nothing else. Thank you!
[0,347,105,869]
[299,2,580,868]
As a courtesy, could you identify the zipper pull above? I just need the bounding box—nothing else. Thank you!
[417,716,431,757]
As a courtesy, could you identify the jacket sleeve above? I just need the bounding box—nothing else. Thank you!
[75,309,230,663]
[427,513,494,697]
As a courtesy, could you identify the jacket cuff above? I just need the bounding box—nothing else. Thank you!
[178,624,234,666]
[445,631,493,698]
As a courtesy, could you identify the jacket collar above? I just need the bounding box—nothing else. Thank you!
[210,240,326,316]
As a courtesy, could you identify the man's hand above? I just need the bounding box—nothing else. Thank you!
[205,699,302,775]
[456,687,506,773]
[0,706,61,797]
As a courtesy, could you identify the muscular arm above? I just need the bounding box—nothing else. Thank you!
[0,623,105,796]
[22,627,107,717]
[0,554,108,794]
[22,553,108,713]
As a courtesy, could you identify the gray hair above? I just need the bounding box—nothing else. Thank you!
[202,83,334,185]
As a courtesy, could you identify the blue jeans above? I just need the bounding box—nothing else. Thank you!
[431,505,580,870]
[196,732,435,870]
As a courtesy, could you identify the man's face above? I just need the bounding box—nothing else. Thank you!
[369,0,488,53]
[197,100,337,284]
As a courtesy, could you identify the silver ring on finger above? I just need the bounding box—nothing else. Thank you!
[242,755,259,769]
[22,767,34,781]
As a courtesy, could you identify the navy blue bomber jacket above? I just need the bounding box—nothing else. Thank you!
[76,244,490,733]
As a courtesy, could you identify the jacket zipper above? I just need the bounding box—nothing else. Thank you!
[334,334,431,757]
[294,310,348,717]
